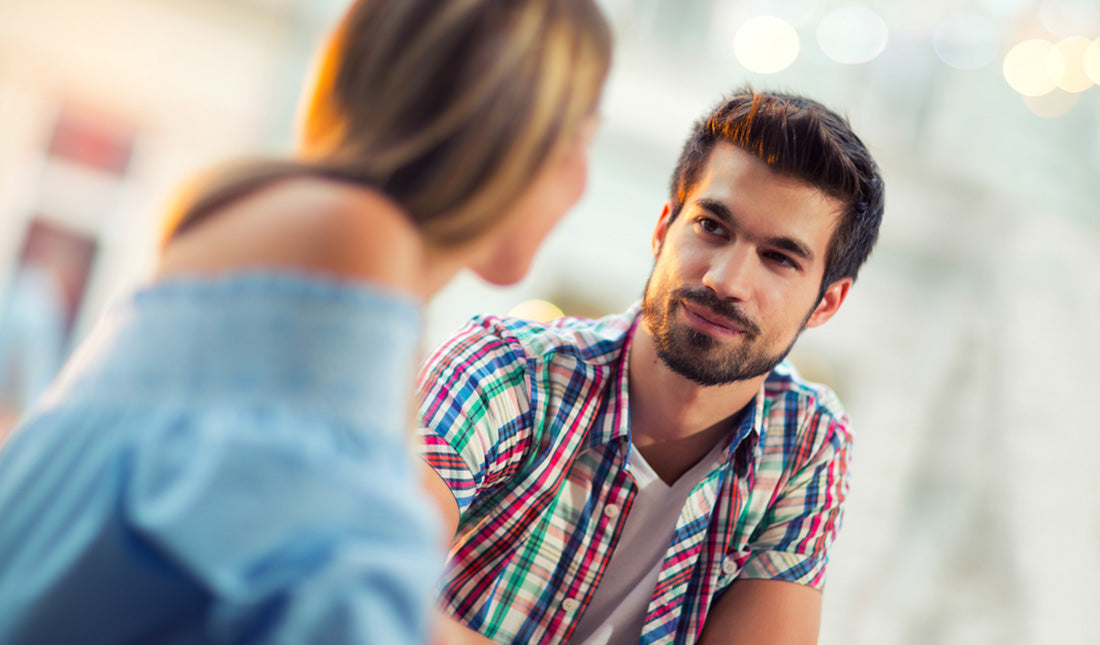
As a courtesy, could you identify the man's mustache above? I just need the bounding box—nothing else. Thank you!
[674,288,761,337]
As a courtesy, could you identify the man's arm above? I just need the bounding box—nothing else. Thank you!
[415,317,537,644]
[420,463,496,645]
[698,580,821,645]
[699,393,851,644]
[420,462,461,542]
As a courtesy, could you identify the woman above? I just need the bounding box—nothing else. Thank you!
[0,1,611,643]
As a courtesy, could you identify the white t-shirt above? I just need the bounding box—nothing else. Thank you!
[571,441,725,645]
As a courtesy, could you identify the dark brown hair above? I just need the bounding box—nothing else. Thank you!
[669,88,885,290]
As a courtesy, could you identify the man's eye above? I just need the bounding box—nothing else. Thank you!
[695,217,723,236]
[765,251,798,270]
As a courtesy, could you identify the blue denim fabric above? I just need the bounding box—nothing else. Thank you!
[0,272,442,644]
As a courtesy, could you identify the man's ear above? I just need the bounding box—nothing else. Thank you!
[805,278,852,329]
[651,202,673,258]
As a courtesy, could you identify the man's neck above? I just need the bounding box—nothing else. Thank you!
[627,322,764,485]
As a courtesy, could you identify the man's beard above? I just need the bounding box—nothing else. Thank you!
[640,284,802,387]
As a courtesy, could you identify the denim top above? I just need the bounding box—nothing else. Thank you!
[0,272,443,644]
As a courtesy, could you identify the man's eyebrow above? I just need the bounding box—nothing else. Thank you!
[694,198,816,262]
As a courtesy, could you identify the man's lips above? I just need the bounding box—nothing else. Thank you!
[680,301,747,336]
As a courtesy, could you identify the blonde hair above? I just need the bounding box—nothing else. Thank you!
[165,0,612,247]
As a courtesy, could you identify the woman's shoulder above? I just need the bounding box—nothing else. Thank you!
[158,176,424,288]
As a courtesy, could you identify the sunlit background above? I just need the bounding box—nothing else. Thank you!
[0,0,1097,643]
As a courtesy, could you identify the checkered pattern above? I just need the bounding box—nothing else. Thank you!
[417,305,851,644]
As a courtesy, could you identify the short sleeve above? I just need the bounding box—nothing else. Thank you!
[416,317,534,513]
[739,409,852,589]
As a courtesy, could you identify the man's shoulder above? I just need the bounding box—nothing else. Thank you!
[457,304,639,367]
[762,360,848,427]
[756,361,851,470]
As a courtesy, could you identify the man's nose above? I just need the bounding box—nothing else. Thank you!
[701,244,755,302]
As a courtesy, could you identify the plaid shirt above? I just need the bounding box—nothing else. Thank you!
[417,304,851,645]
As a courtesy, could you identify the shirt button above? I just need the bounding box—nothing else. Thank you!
[603,504,621,518]
[562,598,581,612]
[722,558,738,575]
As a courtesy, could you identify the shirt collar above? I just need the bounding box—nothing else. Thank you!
[585,303,641,450]
[585,302,768,460]
[729,390,766,464]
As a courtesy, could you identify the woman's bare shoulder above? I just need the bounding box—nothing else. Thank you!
[157,176,425,288]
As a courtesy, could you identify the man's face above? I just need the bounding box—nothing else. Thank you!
[641,143,850,386]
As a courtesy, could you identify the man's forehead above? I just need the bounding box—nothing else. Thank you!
[681,145,845,257]
[692,145,843,210]
[696,144,832,197]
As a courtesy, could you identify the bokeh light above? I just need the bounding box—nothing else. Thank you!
[1003,39,1061,96]
[878,3,948,41]
[1051,36,1094,92]
[817,7,889,65]
[748,0,817,28]
[933,13,1001,70]
[507,299,564,323]
[1039,0,1100,38]
[1084,38,1100,86]
[1022,88,1080,117]
[733,15,800,74]
[977,0,1034,18]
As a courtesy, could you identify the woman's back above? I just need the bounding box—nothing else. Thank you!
[0,208,442,641]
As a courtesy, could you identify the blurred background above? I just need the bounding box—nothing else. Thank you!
[0,0,1096,642]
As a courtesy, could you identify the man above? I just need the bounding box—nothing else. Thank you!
[418,88,885,645]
